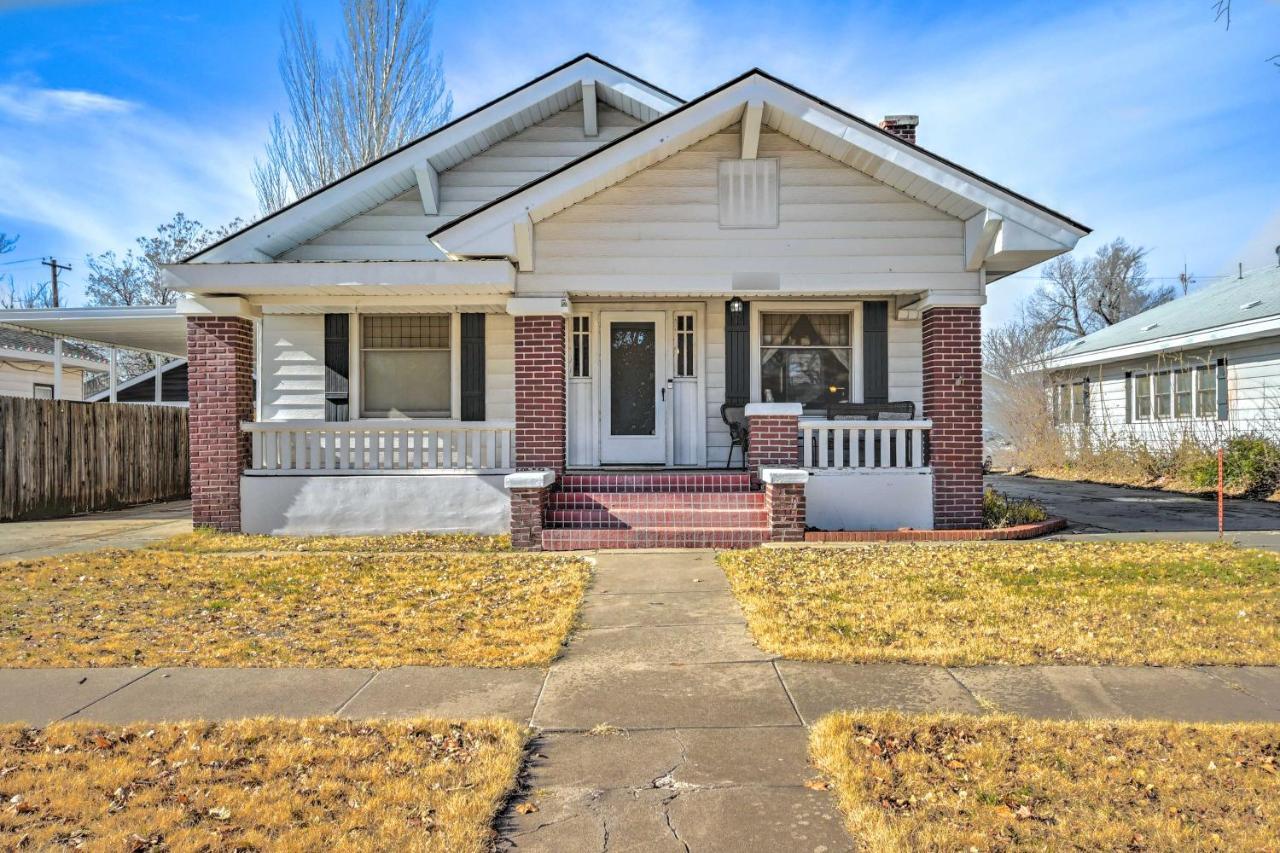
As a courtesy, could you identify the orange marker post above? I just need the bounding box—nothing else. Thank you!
[1217,446,1225,540]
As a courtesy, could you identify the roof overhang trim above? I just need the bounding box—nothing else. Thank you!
[163,260,517,297]
[1043,313,1280,370]
[0,306,187,358]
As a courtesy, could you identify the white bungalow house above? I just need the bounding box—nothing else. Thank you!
[161,55,1088,549]
[1042,264,1280,447]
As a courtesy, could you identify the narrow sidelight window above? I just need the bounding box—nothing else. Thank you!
[675,313,696,377]
[571,316,590,378]
[361,314,451,417]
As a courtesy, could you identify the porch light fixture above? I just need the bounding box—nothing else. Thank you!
[728,296,745,314]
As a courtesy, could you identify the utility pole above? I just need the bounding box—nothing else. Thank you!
[40,257,71,308]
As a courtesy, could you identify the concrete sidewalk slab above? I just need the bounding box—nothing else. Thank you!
[502,787,684,853]
[338,666,544,723]
[664,786,848,852]
[65,667,374,723]
[582,590,743,628]
[776,662,983,723]
[0,668,154,726]
[0,500,192,562]
[533,662,800,730]
[1202,666,1280,710]
[670,726,816,787]
[951,666,1126,719]
[563,623,769,666]
[588,551,726,594]
[1091,666,1279,722]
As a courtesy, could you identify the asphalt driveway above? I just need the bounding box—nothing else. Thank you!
[988,474,1280,548]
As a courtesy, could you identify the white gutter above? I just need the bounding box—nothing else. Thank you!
[1043,312,1280,370]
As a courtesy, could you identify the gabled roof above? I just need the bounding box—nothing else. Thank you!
[1045,266,1280,369]
[430,68,1089,277]
[191,54,683,264]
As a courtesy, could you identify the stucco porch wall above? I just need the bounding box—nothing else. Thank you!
[804,468,934,531]
[240,473,511,535]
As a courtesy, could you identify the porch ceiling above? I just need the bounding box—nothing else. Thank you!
[0,305,187,357]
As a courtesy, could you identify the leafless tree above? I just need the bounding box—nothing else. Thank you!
[1213,1,1280,67]
[84,213,243,307]
[252,0,453,213]
[0,233,53,309]
[1023,238,1173,342]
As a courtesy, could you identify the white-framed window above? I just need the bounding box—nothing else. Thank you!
[1174,369,1194,418]
[1153,371,1172,419]
[759,311,852,412]
[360,314,451,417]
[571,315,590,379]
[1133,373,1151,420]
[32,383,53,400]
[1070,380,1088,424]
[1195,365,1216,418]
[674,313,696,378]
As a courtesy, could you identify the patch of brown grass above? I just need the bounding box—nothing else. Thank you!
[811,711,1280,852]
[153,528,510,553]
[0,550,589,668]
[719,543,1280,665]
[0,717,524,852]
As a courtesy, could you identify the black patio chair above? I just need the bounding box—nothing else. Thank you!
[720,403,749,469]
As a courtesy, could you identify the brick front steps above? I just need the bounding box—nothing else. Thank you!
[540,472,770,550]
[802,516,1068,543]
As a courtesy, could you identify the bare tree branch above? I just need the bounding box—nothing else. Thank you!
[253,0,453,213]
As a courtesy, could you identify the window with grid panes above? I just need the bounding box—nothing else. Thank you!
[760,312,851,412]
[361,314,451,417]
[1174,369,1193,418]
[675,314,695,377]
[571,316,590,378]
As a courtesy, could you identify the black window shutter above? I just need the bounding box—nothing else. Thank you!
[862,301,889,404]
[461,313,486,421]
[724,300,750,405]
[1124,371,1132,423]
[1216,357,1229,421]
[324,313,350,421]
[1082,377,1091,423]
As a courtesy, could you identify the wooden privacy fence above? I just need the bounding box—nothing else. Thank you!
[0,397,189,522]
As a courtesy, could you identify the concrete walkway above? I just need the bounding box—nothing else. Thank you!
[0,500,192,561]
[2,549,1280,851]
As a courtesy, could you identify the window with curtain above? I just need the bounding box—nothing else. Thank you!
[760,312,851,412]
[361,314,451,417]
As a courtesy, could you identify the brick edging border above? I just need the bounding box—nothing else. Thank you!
[803,517,1069,543]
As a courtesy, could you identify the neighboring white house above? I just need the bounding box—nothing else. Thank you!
[1042,265,1280,446]
[153,55,1087,546]
[0,327,106,400]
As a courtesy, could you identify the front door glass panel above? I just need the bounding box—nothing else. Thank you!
[610,322,656,435]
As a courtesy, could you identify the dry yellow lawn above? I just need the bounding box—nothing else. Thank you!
[811,711,1280,852]
[720,543,1280,665]
[1,549,589,668]
[153,528,511,553]
[0,717,524,852]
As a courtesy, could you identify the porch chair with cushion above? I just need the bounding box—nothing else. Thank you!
[824,400,916,421]
[720,403,749,469]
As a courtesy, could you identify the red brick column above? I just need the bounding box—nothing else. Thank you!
[514,316,566,475]
[506,470,554,551]
[764,479,807,542]
[922,306,983,529]
[187,316,254,531]
[745,404,802,478]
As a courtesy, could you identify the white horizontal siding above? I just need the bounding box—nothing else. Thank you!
[280,103,641,262]
[261,315,326,420]
[524,125,970,298]
[485,313,515,421]
[0,362,87,400]
[1053,336,1280,445]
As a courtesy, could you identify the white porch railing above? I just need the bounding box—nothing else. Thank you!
[800,419,931,470]
[242,420,516,474]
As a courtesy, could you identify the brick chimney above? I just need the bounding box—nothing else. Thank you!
[879,114,919,144]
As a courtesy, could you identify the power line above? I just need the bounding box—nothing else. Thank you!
[40,257,71,308]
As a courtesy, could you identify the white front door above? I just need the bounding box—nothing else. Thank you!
[599,311,668,464]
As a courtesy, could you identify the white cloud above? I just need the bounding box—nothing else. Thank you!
[0,81,135,122]
[0,78,259,272]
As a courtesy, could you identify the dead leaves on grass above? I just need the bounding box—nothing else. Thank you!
[0,718,525,853]
[811,712,1280,852]
[719,542,1280,665]
[0,550,589,668]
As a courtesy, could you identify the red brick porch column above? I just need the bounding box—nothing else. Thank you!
[745,403,802,481]
[506,470,554,551]
[922,306,983,529]
[187,316,254,531]
[761,468,809,543]
[514,315,566,476]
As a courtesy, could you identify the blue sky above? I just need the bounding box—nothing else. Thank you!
[1,0,1278,328]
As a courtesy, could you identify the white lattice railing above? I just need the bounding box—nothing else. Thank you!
[242,420,515,474]
[800,419,931,470]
